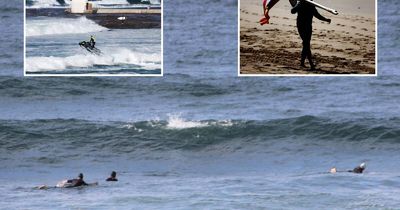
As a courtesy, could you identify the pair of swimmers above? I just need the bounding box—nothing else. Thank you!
[38,171,118,189]
[65,171,118,187]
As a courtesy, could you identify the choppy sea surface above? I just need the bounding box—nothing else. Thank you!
[1,0,400,209]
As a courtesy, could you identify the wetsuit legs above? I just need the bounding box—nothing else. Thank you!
[297,24,314,69]
[302,39,314,69]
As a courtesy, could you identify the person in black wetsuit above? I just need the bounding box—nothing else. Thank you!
[348,162,366,174]
[89,35,96,49]
[67,173,88,187]
[106,171,118,182]
[38,173,94,189]
[291,0,331,70]
[330,162,366,174]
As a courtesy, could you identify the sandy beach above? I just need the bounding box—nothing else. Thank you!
[240,0,376,75]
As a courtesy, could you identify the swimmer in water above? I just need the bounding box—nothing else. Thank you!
[330,162,366,174]
[348,162,366,174]
[37,173,97,189]
[106,171,118,182]
[65,173,88,187]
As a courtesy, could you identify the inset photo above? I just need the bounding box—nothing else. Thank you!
[239,0,376,76]
[25,0,162,76]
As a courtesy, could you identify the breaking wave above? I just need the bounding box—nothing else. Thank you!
[26,48,161,72]
[1,115,399,155]
[165,114,233,129]
[27,0,67,8]
[26,17,107,37]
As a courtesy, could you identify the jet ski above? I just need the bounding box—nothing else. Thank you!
[79,41,102,56]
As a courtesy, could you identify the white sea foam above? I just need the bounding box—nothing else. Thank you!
[165,114,236,130]
[27,0,66,8]
[26,48,161,72]
[26,17,107,37]
[166,115,208,129]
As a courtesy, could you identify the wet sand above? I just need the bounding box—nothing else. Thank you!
[240,0,376,75]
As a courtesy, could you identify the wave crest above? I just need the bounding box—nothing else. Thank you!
[26,48,161,72]
[1,116,400,154]
[26,17,107,37]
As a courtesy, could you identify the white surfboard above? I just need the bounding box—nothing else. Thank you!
[305,0,338,15]
[56,180,74,188]
[290,0,338,15]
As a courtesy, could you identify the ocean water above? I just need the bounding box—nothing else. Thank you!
[1,0,400,209]
[25,17,161,75]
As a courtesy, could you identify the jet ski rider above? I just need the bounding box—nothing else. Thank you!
[89,35,96,49]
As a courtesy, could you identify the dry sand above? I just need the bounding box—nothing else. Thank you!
[240,0,376,75]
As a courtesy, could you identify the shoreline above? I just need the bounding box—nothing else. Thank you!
[26,8,161,29]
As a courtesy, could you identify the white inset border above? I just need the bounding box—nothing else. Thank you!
[24,1,163,77]
[238,0,378,77]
